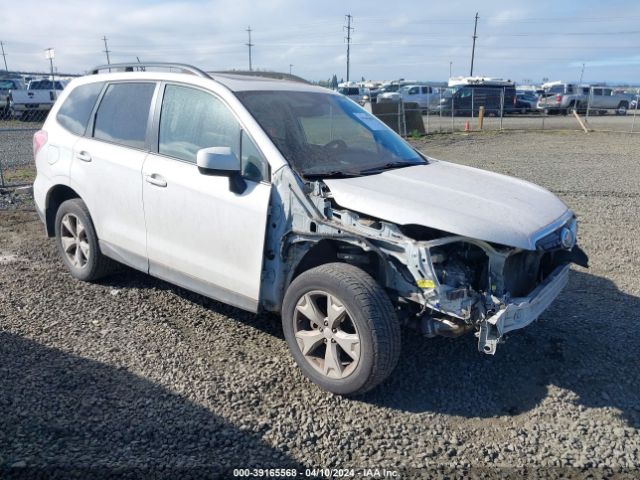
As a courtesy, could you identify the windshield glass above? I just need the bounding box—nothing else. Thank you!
[237,91,425,177]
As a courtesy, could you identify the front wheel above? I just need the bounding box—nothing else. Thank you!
[282,263,401,395]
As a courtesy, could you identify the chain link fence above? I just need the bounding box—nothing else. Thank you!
[0,122,40,189]
[369,86,640,136]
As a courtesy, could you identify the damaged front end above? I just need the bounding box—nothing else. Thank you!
[261,169,588,355]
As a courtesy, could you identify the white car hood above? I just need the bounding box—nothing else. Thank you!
[324,161,569,250]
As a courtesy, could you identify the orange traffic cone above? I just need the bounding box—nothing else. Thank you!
[464,121,470,132]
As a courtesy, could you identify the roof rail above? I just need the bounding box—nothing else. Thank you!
[89,62,212,79]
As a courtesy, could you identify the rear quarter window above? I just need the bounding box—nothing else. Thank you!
[56,82,104,136]
[94,83,156,149]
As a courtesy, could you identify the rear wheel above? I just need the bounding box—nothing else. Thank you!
[282,263,401,395]
[616,102,628,115]
[55,198,117,281]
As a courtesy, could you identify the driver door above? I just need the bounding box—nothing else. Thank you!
[142,84,271,312]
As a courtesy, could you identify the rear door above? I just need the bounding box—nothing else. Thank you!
[142,83,271,312]
[590,88,604,108]
[70,82,157,270]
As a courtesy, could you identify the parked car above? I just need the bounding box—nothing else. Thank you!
[0,77,25,118]
[9,79,68,119]
[514,91,538,114]
[337,84,369,105]
[375,80,415,103]
[537,82,590,115]
[588,86,632,115]
[631,98,640,111]
[33,63,588,395]
[375,85,438,112]
[433,81,517,116]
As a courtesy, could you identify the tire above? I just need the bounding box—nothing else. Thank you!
[54,198,117,281]
[282,263,401,396]
[616,102,628,116]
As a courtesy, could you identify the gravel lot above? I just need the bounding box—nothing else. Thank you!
[1,130,639,478]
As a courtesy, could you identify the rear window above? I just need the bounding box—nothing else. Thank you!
[56,82,104,136]
[94,83,155,149]
[0,80,18,89]
[29,80,65,90]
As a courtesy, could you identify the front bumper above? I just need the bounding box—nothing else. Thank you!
[478,264,570,354]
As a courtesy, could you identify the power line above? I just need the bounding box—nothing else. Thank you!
[246,26,254,72]
[102,36,111,65]
[0,41,7,71]
[470,12,479,76]
[344,14,353,82]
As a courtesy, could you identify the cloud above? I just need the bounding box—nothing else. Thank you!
[1,0,639,83]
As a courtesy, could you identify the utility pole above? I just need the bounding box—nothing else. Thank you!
[344,14,353,82]
[102,36,111,65]
[246,26,254,72]
[289,64,293,75]
[449,61,452,79]
[470,12,479,76]
[0,41,7,71]
[579,63,585,83]
[45,48,56,99]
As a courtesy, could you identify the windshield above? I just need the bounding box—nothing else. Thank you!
[237,90,425,177]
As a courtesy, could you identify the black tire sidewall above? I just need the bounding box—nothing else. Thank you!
[54,199,101,282]
[282,267,382,395]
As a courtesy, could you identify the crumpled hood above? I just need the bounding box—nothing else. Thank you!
[323,161,570,250]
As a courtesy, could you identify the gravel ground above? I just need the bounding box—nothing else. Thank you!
[1,130,639,479]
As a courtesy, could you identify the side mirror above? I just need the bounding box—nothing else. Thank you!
[196,147,246,195]
[196,147,240,175]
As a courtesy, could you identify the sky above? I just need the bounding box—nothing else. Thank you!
[1,0,639,84]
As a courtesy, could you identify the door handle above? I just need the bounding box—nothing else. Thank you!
[145,174,167,188]
[76,151,91,162]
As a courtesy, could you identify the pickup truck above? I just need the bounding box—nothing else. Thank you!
[537,82,590,114]
[587,86,633,115]
[376,85,439,112]
[0,77,25,118]
[9,79,67,119]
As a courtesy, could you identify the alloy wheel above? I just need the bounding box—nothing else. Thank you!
[293,290,361,380]
[60,213,90,268]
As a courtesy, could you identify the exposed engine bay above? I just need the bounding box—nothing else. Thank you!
[260,168,589,355]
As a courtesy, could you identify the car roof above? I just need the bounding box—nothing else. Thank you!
[210,72,327,93]
[82,63,336,96]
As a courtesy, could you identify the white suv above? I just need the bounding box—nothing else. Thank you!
[34,63,588,395]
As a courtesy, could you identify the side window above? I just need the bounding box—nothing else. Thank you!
[241,130,269,182]
[422,86,431,94]
[603,89,612,96]
[94,83,155,149]
[159,85,268,182]
[408,87,419,95]
[592,88,603,96]
[56,82,104,135]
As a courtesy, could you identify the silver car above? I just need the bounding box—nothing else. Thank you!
[34,63,588,395]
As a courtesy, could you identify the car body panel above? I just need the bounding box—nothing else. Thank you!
[324,161,569,250]
[142,153,271,310]
[69,136,149,263]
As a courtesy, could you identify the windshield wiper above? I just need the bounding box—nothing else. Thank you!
[302,170,362,179]
[357,161,420,175]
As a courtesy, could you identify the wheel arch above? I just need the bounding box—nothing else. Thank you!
[45,184,82,237]
[291,238,385,285]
